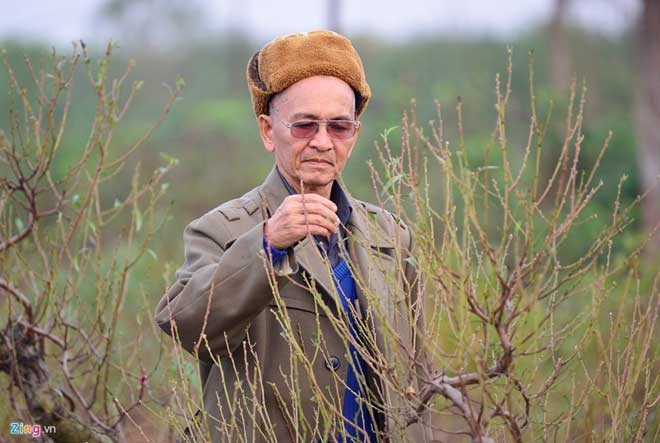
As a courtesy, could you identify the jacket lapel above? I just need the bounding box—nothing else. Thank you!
[345,200,398,354]
[347,201,416,438]
[293,237,337,298]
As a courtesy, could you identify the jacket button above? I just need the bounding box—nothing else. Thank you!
[325,356,341,371]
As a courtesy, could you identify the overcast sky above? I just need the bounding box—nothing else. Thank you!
[0,0,642,46]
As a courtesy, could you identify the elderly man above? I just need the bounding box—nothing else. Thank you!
[155,30,432,442]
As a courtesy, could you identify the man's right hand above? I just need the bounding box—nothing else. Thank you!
[264,194,340,250]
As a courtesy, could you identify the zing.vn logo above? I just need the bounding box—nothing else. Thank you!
[9,422,56,438]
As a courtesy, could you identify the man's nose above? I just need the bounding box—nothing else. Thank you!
[308,124,333,150]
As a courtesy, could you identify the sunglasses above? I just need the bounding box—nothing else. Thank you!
[282,119,361,140]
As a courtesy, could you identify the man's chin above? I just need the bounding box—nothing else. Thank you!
[301,175,335,190]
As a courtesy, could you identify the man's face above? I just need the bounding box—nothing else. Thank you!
[258,75,360,196]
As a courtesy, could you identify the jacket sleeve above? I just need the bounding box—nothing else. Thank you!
[154,210,297,362]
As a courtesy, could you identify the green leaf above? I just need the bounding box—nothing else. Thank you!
[382,173,404,194]
[134,205,143,232]
[475,165,499,172]
[159,152,179,166]
[383,126,399,138]
[404,257,417,268]
[14,217,24,232]
[176,75,186,91]
[147,249,158,261]
[72,194,81,207]
[180,360,198,387]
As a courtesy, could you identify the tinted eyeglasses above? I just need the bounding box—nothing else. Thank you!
[282,119,361,140]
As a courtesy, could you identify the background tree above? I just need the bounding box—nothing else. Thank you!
[0,43,181,443]
[549,0,571,92]
[636,0,660,254]
[327,0,342,34]
[96,0,207,51]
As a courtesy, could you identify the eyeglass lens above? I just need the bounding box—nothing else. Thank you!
[290,121,356,139]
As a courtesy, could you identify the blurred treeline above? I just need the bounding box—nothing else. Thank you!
[0,27,642,290]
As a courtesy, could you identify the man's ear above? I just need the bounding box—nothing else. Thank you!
[257,114,275,153]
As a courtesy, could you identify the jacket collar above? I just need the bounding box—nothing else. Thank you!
[259,166,293,218]
[258,165,394,298]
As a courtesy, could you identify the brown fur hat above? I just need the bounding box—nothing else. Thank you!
[246,30,371,117]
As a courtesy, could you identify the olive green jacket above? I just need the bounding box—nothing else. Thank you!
[155,167,433,442]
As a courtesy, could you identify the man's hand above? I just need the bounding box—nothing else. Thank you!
[264,194,340,249]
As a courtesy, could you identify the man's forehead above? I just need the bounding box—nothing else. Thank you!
[271,75,356,116]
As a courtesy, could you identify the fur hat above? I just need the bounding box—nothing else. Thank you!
[246,30,371,117]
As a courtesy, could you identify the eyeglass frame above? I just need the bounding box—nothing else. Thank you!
[280,119,361,140]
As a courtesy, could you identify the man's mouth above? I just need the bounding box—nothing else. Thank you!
[303,159,334,166]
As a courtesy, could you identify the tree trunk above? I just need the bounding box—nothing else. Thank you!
[549,0,571,92]
[0,323,116,443]
[327,0,341,34]
[636,0,660,254]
